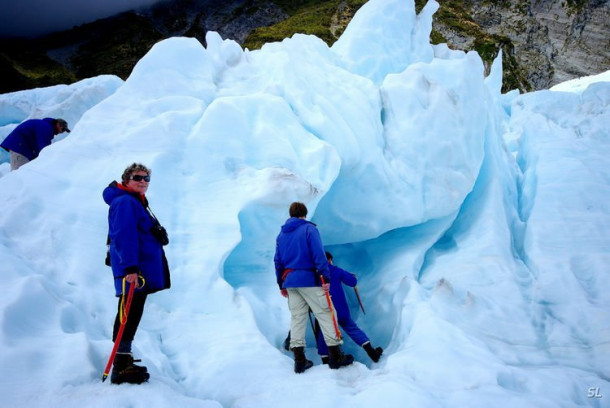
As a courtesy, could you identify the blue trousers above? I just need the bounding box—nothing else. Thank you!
[316,315,370,356]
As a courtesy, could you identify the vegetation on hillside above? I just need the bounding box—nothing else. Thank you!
[67,13,164,80]
[0,12,164,93]
[243,0,367,50]
[0,45,76,94]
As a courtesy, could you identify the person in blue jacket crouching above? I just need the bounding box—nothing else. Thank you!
[316,252,383,364]
[1,117,70,170]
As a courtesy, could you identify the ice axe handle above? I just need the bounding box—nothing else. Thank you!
[354,286,365,314]
[320,275,342,341]
[101,280,136,382]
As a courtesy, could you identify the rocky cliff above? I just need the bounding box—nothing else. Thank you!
[0,0,608,94]
[431,0,610,91]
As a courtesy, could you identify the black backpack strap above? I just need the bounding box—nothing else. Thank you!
[105,235,111,266]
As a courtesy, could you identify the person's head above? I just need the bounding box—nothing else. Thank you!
[53,119,70,135]
[325,251,333,264]
[121,163,151,194]
[289,202,307,218]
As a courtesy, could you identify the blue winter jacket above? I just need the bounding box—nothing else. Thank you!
[0,118,55,160]
[328,264,358,320]
[103,181,169,296]
[274,218,330,289]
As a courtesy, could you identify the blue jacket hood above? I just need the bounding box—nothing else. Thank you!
[103,181,123,205]
[280,217,310,233]
[103,181,148,207]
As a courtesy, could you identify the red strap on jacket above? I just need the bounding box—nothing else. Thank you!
[281,268,294,282]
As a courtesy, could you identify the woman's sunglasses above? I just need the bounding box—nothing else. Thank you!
[130,175,151,182]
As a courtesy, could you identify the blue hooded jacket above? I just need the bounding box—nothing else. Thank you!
[274,217,330,289]
[103,181,169,296]
[328,264,357,320]
[0,118,56,160]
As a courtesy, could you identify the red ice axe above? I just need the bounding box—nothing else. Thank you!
[102,278,136,382]
[320,275,342,341]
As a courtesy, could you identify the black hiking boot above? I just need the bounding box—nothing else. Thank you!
[283,332,291,351]
[328,345,354,369]
[111,352,150,384]
[363,342,383,363]
[292,347,313,374]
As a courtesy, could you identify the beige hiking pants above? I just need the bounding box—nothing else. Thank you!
[287,286,342,349]
[10,151,29,170]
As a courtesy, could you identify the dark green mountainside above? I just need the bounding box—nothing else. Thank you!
[0,0,607,95]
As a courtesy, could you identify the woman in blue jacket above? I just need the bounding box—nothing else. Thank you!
[316,252,383,363]
[0,118,70,170]
[103,163,170,384]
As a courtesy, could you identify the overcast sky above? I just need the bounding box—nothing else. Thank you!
[0,0,167,38]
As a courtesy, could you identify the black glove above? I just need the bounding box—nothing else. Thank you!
[124,266,139,275]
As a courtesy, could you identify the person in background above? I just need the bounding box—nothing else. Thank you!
[0,118,70,170]
[274,202,353,373]
[103,163,170,384]
[316,252,383,364]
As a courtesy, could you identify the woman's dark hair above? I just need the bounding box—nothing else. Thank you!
[289,202,308,218]
[121,163,151,185]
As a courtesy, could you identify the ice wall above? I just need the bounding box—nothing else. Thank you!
[0,0,608,406]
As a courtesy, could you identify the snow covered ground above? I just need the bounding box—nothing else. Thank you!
[0,0,609,406]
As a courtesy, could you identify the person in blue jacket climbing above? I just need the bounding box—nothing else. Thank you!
[103,163,170,384]
[1,117,70,170]
[316,252,383,363]
[274,202,353,373]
